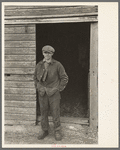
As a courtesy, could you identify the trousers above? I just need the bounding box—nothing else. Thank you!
[38,91,61,131]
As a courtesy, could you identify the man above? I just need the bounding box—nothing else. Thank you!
[34,45,68,141]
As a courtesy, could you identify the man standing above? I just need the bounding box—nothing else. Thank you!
[34,45,68,141]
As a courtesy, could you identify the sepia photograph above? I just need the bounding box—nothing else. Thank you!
[2,2,118,148]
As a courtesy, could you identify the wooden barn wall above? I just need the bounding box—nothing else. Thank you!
[4,5,98,126]
[4,24,36,125]
[4,5,98,24]
[5,5,98,16]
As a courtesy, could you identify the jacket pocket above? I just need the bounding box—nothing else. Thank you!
[37,83,45,96]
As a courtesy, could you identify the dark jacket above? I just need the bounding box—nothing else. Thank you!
[34,59,68,97]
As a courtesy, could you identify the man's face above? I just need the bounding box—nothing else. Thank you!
[42,51,54,60]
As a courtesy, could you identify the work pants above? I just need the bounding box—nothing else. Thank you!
[38,91,61,131]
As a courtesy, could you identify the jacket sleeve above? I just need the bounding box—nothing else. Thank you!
[34,65,39,89]
[57,62,69,91]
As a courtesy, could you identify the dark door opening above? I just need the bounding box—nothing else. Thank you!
[36,22,90,118]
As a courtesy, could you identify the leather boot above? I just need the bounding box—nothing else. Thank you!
[37,130,49,140]
[55,130,62,141]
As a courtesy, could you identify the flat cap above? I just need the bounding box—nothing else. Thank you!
[42,45,55,53]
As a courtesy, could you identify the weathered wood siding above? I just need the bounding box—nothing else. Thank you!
[5,5,98,24]
[5,5,98,16]
[5,24,36,125]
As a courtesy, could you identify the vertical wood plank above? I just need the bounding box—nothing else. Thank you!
[88,72,90,118]
[89,22,98,128]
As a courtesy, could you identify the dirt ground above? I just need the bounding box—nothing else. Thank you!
[4,123,98,146]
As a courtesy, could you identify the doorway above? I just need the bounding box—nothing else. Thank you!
[36,22,90,119]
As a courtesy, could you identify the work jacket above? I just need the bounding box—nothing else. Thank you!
[34,59,68,97]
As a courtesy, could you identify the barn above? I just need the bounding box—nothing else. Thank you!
[4,4,98,128]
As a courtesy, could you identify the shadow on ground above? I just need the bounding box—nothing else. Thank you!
[4,123,98,145]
